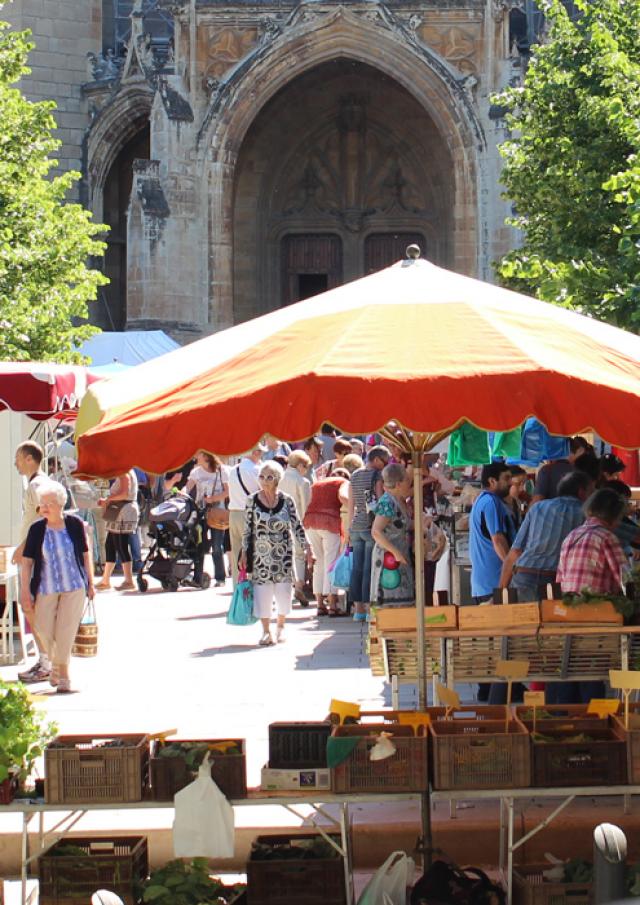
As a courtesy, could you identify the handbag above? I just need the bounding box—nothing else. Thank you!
[207,507,230,530]
[330,546,353,590]
[102,499,127,522]
[71,598,98,658]
[226,570,257,626]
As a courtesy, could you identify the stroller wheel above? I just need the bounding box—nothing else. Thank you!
[137,575,148,593]
[199,573,211,590]
[166,578,180,593]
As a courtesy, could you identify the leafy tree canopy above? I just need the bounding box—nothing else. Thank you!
[0,11,107,363]
[495,0,640,330]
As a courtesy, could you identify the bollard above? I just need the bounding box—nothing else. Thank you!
[593,823,627,904]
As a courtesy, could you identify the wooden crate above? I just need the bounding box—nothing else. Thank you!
[458,603,540,631]
[375,605,457,631]
[513,867,592,905]
[430,718,531,790]
[540,599,622,624]
[381,634,444,682]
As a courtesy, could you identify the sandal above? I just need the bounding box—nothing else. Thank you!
[95,582,112,591]
[116,581,136,591]
[316,605,329,616]
[259,633,274,647]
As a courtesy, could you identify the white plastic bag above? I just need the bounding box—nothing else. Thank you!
[357,851,415,905]
[172,754,234,858]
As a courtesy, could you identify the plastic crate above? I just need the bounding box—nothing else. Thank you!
[38,835,148,905]
[150,738,247,799]
[330,724,428,793]
[430,719,531,790]
[513,867,592,905]
[532,723,627,787]
[268,723,331,769]
[611,703,640,783]
[45,734,149,804]
[247,833,345,905]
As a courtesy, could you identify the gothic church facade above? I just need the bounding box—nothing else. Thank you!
[5,1,537,341]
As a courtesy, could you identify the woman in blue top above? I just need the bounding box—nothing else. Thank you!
[370,463,414,605]
[20,481,94,693]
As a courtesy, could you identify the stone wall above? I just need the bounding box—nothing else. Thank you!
[2,0,102,198]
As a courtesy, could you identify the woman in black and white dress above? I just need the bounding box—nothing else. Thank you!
[240,460,310,646]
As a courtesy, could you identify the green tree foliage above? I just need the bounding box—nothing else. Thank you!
[495,0,640,330]
[0,12,107,362]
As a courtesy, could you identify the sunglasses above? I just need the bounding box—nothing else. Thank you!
[260,474,277,482]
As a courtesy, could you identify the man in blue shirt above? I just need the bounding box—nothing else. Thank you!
[499,471,594,600]
[469,463,515,603]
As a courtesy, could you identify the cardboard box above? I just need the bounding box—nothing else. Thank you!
[0,547,16,574]
[376,605,457,632]
[540,599,623,624]
[260,765,331,791]
[457,602,540,630]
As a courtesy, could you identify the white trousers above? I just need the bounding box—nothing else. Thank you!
[307,528,341,596]
[253,582,292,619]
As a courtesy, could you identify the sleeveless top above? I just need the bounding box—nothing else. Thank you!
[304,478,345,535]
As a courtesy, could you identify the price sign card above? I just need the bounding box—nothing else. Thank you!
[496,660,530,680]
[435,682,461,711]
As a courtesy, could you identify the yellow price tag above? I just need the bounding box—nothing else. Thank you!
[330,699,361,724]
[496,660,530,680]
[435,682,461,710]
[148,728,178,742]
[397,712,431,733]
[610,670,640,691]
[587,699,619,719]
[208,741,238,753]
[523,691,545,708]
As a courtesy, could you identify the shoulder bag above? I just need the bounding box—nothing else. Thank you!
[206,471,230,530]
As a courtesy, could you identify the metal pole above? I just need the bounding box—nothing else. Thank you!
[412,449,426,709]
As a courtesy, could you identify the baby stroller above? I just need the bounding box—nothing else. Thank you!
[137,492,211,592]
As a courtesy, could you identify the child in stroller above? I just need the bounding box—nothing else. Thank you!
[137,490,211,592]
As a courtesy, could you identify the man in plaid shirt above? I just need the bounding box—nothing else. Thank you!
[557,488,629,595]
[552,488,629,705]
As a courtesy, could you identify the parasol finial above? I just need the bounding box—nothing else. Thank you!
[405,244,421,260]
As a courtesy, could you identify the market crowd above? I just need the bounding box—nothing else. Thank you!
[10,427,639,693]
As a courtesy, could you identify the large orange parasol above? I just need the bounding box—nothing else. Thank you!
[76,249,640,740]
[77,253,640,476]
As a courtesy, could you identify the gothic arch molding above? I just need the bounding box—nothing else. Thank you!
[202,7,484,328]
[198,5,484,160]
[86,85,154,220]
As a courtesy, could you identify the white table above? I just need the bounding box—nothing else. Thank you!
[431,784,640,904]
[0,567,26,665]
[9,790,420,905]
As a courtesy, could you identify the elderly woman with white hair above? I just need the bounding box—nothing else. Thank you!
[370,463,414,605]
[239,460,310,646]
[19,481,94,693]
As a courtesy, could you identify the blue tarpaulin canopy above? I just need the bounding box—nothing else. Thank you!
[78,331,179,366]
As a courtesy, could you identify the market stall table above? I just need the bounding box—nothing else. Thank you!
[430,784,640,905]
[7,790,421,905]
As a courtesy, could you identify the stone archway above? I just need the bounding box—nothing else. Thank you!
[199,6,483,329]
[232,60,455,320]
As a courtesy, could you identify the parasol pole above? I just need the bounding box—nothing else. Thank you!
[412,446,427,710]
